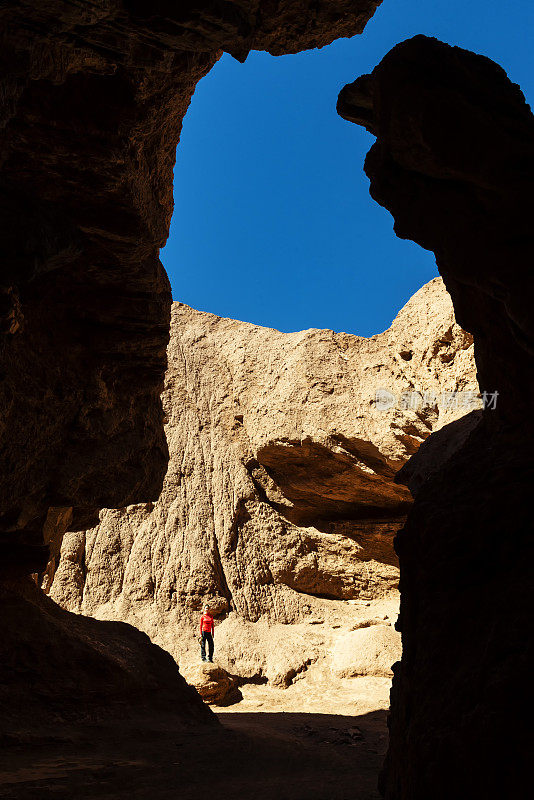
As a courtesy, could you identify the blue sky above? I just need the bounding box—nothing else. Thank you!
[161,0,533,336]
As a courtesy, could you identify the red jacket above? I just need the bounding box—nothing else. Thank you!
[200,613,214,635]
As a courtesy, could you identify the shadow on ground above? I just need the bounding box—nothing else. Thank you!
[0,710,387,799]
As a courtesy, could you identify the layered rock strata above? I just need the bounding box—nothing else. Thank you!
[49,278,478,688]
[338,35,534,800]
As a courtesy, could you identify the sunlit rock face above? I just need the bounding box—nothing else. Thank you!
[339,35,534,800]
[48,279,477,679]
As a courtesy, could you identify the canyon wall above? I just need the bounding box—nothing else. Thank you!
[0,0,381,730]
[0,0,382,568]
[49,278,478,688]
[2,4,530,792]
[338,35,534,799]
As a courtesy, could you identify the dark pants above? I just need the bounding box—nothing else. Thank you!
[201,632,214,662]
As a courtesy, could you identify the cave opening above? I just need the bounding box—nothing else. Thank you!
[160,42,438,338]
[160,0,534,338]
[2,0,533,797]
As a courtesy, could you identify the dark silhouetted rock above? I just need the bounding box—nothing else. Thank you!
[0,0,382,735]
[0,0,381,571]
[339,35,534,800]
[0,577,213,736]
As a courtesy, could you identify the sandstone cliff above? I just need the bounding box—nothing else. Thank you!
[0,0,382,738]
[49,277,478,690]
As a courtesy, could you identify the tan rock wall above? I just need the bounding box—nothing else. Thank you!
[49,278,478,675]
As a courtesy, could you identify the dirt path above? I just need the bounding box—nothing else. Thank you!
[0,708,387,799]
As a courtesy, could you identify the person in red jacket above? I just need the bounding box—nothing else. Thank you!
[199,606,215,663]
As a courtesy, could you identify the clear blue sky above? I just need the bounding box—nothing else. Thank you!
[161,0,533,336]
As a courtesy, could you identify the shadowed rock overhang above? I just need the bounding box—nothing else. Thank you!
[338,35,534,800]
[0,0,382,574]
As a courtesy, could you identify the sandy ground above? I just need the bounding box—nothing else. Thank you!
[222,673,392,716]
[0,593,396,800]
[0,678,390,800]
[0,590,397,799]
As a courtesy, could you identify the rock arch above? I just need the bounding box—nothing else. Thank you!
[0,6,531,798]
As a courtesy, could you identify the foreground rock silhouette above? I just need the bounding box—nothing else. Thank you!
[0,0,382,741]
[0,577,212,736]
[339,35,534,800]
[1,5,532,799]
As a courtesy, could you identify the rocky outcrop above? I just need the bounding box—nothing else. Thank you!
[48,278,478,688]
[338,36,534,800]
[0,577,212,737]
[0,0,382,731]
[183,663,241,706]
[0,0,382,575]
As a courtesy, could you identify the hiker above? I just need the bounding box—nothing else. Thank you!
[199,606,215,663]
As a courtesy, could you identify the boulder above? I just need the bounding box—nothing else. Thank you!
[183,663,241,706]
[331,625,401,678]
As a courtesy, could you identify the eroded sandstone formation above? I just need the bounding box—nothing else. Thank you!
[0,0,382,570]
[48,278,478,690]
[0,0,382,730]
[338,35,534,799]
